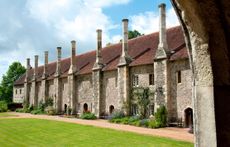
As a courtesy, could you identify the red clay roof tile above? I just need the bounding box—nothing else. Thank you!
[14,26,188,86]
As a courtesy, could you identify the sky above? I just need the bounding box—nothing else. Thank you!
[0,0,179,81]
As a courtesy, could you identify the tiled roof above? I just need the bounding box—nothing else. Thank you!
[14,26,188,86]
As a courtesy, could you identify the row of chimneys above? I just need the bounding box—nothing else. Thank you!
[26,3,167,79]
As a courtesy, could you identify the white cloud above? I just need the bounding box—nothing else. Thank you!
[130,8,180,34]
[84,0,131,8]
[0,0,132,81]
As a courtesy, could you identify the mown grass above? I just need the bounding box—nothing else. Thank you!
[0,112,17,117]
[0,118,193,147]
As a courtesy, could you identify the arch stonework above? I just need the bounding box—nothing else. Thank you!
[171,0,230,146]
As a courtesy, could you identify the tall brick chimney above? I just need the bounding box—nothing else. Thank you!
[122,19,128,58]
[158,3,169,53]
[55,47,61,76]
[42,51,48,78]
[118,19,132,66]
[25,58,30,81]
[93,29,103,70]
[68,41,76,74]
[33,55,38,79]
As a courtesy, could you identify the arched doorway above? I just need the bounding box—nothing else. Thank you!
[83,103,88,112]
[64,104,67,113]
[109,105,114,114]
[184,108,193,128]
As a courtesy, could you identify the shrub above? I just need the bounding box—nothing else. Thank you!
[148,119,161,128]
[15,108,24,113]
[31,109,44,115]
[45,106,55,115]
[80,112,97,120]
[0,101,8,112]
[110,110,125,119]
[138,119,149,127]
[120,117,130,124]
[45,98,53,107]
[128,115,140,125]
[155,105,167,128]
[27,105,34,113]
[109,118,122,123]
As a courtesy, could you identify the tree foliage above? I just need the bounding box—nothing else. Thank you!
[132,87,154,118]
[128,30,143,39]
[0,62,26,103]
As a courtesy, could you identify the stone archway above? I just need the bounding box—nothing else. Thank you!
[83,103,88,112]
[109,105,114,114]
[170,0,230,146]
[184,107,193,128]
[64,104,67,113]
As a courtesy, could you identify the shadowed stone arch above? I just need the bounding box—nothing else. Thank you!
[171,0,230,146]
[83,103,88,112]
[109,105,114,114]
[184,107,193,128]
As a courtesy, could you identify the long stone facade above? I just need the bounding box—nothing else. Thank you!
[13,3,193,127]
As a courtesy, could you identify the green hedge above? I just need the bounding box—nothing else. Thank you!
[80,112,97,120]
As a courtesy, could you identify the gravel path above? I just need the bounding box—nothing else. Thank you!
[6,112,194,143]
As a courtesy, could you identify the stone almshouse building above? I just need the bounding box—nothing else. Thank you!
[13,4,193,127]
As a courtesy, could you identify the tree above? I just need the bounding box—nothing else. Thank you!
[128,30,143,39]
[0,62,26,103]
[132,87,154,118]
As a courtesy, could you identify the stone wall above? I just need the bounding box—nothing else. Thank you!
[37,82,42,104]
[129,65,155,116]
[103,70,118,115]
[77,74,94,113]
[130,65,154,87]
[61,78,68,112]
[154,59,169,112]
[47,80,55,99]
[168,59,192,122]
[13,86,24,103]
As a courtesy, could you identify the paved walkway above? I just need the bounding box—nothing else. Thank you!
[6,112,194,143]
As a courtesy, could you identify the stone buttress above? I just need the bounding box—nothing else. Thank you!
[68,41,77,114]
[117,19,132,115]
[92,29,104,117]
[54,47,62,113]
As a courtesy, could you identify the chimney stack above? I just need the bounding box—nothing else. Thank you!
[118,19,132,66]
[34,55,38,79]
[56,47,61,76]
[93,29,103,70]
[26,58,30,70]
[158,3,168,51]
[69,41,76,74]
[43,51,48,78]
[122,19,129,58]
[96,29,102,64]
[26,58,30,79]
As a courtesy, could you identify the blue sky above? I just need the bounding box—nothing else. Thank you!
[0,0,179,81]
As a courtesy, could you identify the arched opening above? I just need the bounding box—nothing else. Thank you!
[109,105,114,114]
[64,104,67,113]
[170,0,230,145]
[83,103,88,112]
[184,108,193,128]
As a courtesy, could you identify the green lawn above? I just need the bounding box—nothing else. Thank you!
[0,112,17,117]
[0,118,193,147]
